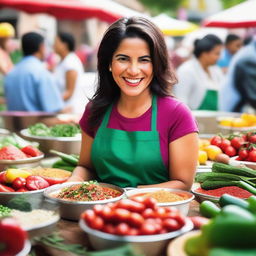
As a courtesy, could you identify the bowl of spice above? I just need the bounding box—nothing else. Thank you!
[125,188,194,216]
[44,181,125,221]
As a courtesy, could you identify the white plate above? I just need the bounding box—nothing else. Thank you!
[191,183,219,202]
[16,240,31,256]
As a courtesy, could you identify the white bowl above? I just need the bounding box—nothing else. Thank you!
[16,240,31,256]
[125,188,194,216]
[44,182,125,221]
[79,218,193,256]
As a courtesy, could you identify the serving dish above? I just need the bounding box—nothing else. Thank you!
[16,240,31,256]
[0,153,44,170]
[44,182,125,221]
[229,156,256,170]
[79,217,193,256]
[125,188,194,216]
[191,183,219,203]
[20,128,81,155]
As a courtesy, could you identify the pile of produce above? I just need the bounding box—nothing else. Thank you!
[82,196,187,236]
[218,113,256,128]
[28,123,80,137]
[185,194,256,255]
[0,167,71,192]
[195,162,256,198]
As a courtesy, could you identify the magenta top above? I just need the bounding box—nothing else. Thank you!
[79,96,198,168]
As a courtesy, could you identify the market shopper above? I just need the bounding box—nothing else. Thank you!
[53,32,85,114]
[68,17,198,190]
[173,34,224,111]
[4,32,66,113]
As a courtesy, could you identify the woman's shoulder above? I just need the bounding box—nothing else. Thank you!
[158,96,189,112]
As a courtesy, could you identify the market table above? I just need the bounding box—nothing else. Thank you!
[31,200,200,256]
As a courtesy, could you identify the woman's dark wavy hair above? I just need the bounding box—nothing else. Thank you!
[88,16,177,129]
[193,34,222,58]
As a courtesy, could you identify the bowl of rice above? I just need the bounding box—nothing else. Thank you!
[125,188,194,216]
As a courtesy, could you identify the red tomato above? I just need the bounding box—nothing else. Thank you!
[0,171,7,184]
[220,139,231,151]
[12,177,26,190]
[25,175,49,190]
[189,216,209,229]
[154,207,166,218]
[162,219,180,231]
[210,136,222,147]
[224,146,237,157]
[0,184,15,192]
[127,227,139,236]
[248,150,256,162]
[143,197,157,209]
[82,210,96,225]
[142,208,155,219]
[102,223,115,234]
[16,187,29,192]
[140,222,157,235]
[89,216,104,230]
[93,205,104,216]
[115,223,130,236]
[100,206,114,221]
[238,148,249,160]
[248,134,256,144]
[230,137,245,149]
[113,208,131,222]
[117,199,145,213]
[128,212,144,227]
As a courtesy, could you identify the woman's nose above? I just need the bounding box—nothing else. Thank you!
[127,62,140,75]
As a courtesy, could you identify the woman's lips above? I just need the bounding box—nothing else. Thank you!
[124,78,142,87]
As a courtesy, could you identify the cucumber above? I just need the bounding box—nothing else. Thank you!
[219,194,249,209]
[212,162,256,178]
[200,200,221,218]
[195,172,246,183]
[50,150,78,166]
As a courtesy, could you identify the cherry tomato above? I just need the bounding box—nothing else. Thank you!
[220,139,231,151]
[89,216,104,230]
[115,223,130,236]
[155,207,166,218]
[93,205,104,216]
[82,209,95,225]
[127,227,139,236]
[100,206,114,221]
[142,208,155,219]
[113,208,131,222]
[248,150,256,162]
[102,223,115,234]
[210,135,222,147]
[238,148,249,160]
[248,134,256,143]
[143,197,157,209]
[230,136,245,149]
[117,199,145,213]
[12,177,26,190]
[162,219,180,231]
[224,146,237,157]
[129,212,144,227]
[140,222,157,235]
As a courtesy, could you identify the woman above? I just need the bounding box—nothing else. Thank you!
[174,34,224,111]
[53,32,85,114]
[69,17,198,190]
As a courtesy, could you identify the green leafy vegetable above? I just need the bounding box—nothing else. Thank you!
[0,204,11,217]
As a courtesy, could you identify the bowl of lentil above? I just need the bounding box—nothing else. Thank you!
[125,188,194,216]
[44,181,125,221]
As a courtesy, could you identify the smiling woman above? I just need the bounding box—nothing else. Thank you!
[68,16,199,190]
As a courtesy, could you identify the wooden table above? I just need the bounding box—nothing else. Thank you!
[31,200,200,256]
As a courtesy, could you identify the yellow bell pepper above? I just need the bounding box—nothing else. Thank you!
[5,169,31,183]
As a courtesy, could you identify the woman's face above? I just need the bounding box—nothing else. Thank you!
[204,45,223,66]
[53,36,64,54]
[111,37,153,98]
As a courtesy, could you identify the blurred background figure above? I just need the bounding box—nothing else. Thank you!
[173,34,224,111]
[219,37,256,113]
[4,32,66,113]
[53,32,85,115]
[217,33,242,74]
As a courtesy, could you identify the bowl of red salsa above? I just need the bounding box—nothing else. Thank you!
[44,181,125,221]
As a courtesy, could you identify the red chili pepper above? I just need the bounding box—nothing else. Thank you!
[12,177,26,190]
[0,171,7,184]
[26,175,50,190]
[0,217,27,255]
[0,184,15,192]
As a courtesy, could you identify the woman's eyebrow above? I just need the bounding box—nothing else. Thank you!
[114,54,151,58]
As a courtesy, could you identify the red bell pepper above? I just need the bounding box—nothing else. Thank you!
[21,145,42,157]
[0,184,15,193]
[26,175,50,190]
[12,177,26,190]
[0,217,27,256]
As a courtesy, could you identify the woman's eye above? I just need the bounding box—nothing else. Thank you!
[117,57,128,61]
[140,58,151,63]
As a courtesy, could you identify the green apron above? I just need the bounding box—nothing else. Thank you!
[91,95,168,188]
[198,89,218,111]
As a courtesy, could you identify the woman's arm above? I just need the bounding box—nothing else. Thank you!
[63,70,77,101]
[139,132,198,190]
[67,131,96,182]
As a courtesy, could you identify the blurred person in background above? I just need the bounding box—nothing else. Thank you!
[217,34,242,74]
[53,32,85,114]
[173,34,224,111]
[4,32,66,113]
[219,37,256,113]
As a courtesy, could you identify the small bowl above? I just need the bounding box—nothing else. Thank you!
[44,182,125,221]
[20,128,81,155]
[79,217,193,256]
[125,188,194,216]
[0,154,44,170]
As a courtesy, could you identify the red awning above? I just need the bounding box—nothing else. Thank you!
[0,0,143,23]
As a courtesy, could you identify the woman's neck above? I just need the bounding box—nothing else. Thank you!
[117,92,153,118]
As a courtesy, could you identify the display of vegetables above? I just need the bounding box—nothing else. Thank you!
[185,194,256,256]
[82,196,187,236]
[28,123,80,137]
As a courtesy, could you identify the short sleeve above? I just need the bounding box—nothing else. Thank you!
[79,102,95,138]
[168,102,198,143]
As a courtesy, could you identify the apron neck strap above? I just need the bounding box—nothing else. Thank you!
[101,95,157,131]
